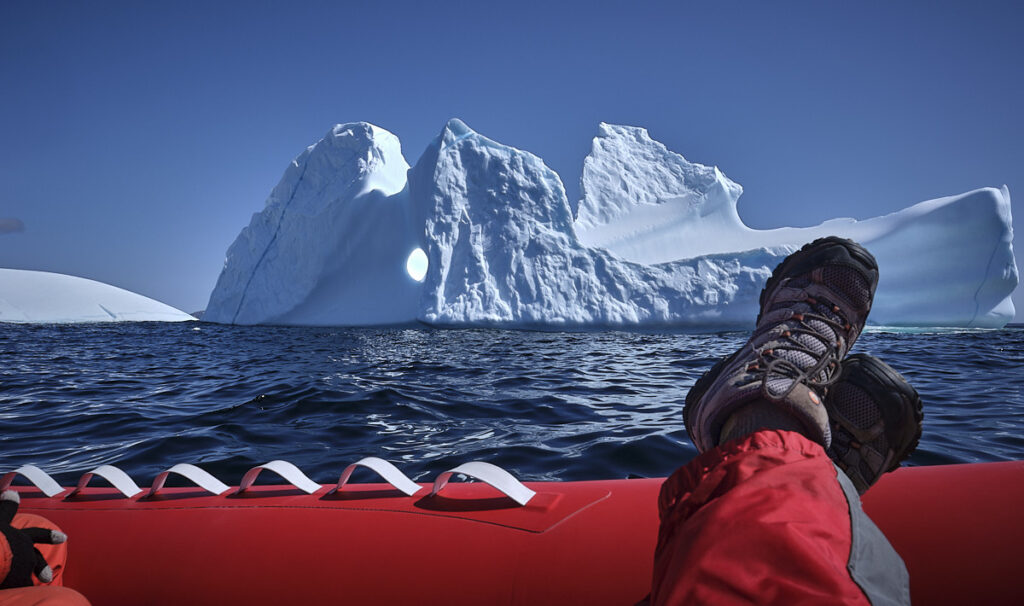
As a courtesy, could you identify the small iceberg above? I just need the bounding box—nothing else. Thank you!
[0,268,195,323]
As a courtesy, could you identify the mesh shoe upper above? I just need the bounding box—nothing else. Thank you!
[827,354,924,494]
[684,237,880,452]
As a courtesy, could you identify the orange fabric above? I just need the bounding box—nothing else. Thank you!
[0,534,10,588]
[0,514,88,605]
[651,430,870,606]
[0,586,89,606]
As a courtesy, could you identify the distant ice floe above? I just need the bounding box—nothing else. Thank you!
[0,269,194,324]
[205,119,1017,329]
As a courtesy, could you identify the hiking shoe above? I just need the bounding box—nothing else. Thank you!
[827,354,923,494]
[684,236,880,452]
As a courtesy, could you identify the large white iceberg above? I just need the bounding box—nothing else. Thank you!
[0,269,194,323]
[576,124,1018,327]
[205,120,1017,328]
[205,123,416,326]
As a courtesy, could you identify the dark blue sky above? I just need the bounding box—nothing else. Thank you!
[2,1,1021,316]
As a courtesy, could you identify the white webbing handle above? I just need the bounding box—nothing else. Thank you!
[333,457,422,497]
[66,465,143,499]
[236,460,322,495]
[431,461,536,506]
[148,463,231,497]
[0,465,66,498]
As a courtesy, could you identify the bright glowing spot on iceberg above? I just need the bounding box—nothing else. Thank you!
[406,248,428,282]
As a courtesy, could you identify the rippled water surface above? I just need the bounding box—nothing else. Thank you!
[2,323,1022,486]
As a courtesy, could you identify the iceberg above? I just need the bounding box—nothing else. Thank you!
[0,269,194,323]
[205,123,416,326]
[206,120,1017,329]
[576,124,1018,327]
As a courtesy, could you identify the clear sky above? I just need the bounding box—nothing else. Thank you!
[2,1,1022,317]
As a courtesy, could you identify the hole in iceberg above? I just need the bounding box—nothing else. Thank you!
[406,248,428,282]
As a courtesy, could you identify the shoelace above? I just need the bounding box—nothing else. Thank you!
[747,299,849,402]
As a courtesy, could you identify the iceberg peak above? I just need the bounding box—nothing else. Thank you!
[203,121,416,325]
[575,122,747,263]
[444,117,474,138]
[435,118,481,152]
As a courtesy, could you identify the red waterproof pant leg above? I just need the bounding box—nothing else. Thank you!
[651,430,908,606]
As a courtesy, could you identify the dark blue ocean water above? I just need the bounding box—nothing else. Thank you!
[2,323,1022,487]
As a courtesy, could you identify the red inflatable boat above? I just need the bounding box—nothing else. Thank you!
[4,458,1023,605]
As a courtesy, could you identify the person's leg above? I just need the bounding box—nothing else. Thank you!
[653,237,918,605]
[651,430,909,606]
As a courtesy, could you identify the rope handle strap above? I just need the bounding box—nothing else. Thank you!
[66,465,143,499]
[430,461,536,506]
[333,457,422,497]
[0,465,66,498]
[148,463,231,497]
[236,460,322,495]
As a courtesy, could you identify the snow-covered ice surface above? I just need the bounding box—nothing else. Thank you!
[0,269,194,323]
[206,120,1017,329]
